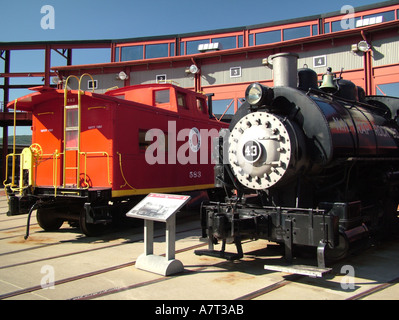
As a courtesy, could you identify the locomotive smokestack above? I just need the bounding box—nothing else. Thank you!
[270,52,299,88]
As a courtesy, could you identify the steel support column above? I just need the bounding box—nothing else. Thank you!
[2,50,10,184]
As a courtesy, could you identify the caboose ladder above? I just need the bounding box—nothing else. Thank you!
[62,74,94,188]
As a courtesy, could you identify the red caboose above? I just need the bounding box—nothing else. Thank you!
[5,76,228,236]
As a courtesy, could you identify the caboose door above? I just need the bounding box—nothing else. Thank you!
[63,104,79,187]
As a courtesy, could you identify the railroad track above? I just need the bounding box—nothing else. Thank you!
[0,242,208,300]
[1,197,399,301]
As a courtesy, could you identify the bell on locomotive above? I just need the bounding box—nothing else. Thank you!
[196,52,399,274]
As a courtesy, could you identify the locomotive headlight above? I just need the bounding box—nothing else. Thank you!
[245,83,273,107]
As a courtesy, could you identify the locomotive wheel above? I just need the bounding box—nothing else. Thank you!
[79,206,106,237]
[36,207,64,231]
[380,198,399,237]
[324,233,349,262]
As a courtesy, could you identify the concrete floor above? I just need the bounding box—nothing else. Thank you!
[1,195,399,302]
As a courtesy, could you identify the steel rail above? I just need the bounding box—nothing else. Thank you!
[0,236,206,300]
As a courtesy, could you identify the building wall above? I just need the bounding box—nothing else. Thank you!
[372,36,399,67]
[60,2,399,116]
[129,66,193,88]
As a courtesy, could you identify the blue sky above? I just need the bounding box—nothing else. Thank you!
[0,0,388,135]
[1,0,382,42]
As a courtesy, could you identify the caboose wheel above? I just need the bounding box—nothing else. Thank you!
[79,206,106,237]
[36,207,64,231]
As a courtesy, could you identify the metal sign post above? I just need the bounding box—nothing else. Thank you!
[126,193,191,276]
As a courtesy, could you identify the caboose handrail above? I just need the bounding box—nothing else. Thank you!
[62,73,95,188]
[3,100,21,197]
[63,75,79,188]
[3,153,21,192]
[80,151,112,188]
[77,74,95,188]
[11,100,17,187]
[117,152,136,190]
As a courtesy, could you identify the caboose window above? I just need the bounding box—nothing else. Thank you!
[177,92,187,109]
[154,89,170,105]
[139,130,151,150]
[139,129,168,152]
[66,107,78,127]
[196,98,206,113]
[65,105,79,149]
[65,130,78,149]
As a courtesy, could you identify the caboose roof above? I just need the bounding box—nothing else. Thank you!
[7,83,210,118]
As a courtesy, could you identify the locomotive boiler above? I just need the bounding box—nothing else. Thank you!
[195,53,399,270]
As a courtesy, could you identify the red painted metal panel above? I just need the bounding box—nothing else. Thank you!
[13,84,227,197]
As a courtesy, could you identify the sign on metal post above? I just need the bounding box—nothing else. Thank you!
[126,193,191,276]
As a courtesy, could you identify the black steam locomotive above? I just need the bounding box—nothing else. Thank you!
[196,53,399,271]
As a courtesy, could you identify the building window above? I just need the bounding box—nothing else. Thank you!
[145,43,169,59]
[186,39,210,55]
[121,45,143,61]
[312,24,318,36]
[363,10,395,23]
[376,82,399,98]
[238,35,243,48]
[283,25,310,41]
[255,30,281,45]
[324,22,330,33]
[115,47,120,62]
[88,79,98,90]
[212,36,237,50]
[180,41,185,55]
[212,99,235,116]
[170,43,175,57]
[249,34,254,46]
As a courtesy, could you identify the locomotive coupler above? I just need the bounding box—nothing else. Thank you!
[196,201,245,260]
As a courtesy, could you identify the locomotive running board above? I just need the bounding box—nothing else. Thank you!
[263,264,332,278]
[264,240,332,278]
